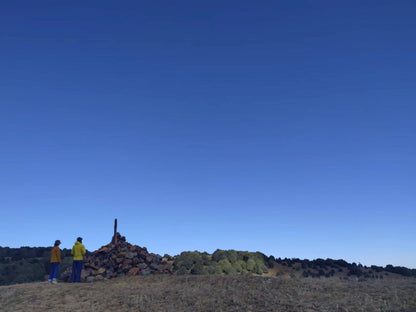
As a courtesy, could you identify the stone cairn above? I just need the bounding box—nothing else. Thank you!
[61,219,171,282]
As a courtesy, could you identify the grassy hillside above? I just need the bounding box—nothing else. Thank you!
[1,275,415,312]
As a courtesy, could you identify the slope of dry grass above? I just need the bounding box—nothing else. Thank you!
[1,275,415,312]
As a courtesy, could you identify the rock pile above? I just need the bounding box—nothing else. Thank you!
[61,233,171,282]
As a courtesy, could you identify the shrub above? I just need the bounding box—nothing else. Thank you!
[212,250,227,262]
[246,259,256,272]
[177,267,188,275]
[218,259,236,275]
[191,263,206,275]
[348,265,363,277]
[236,260,247,272]
[206,264,218,275]
[254,260,268,275]
[267,256,275,268]
[233,261,243,273]
[212,250,238,264]
[173,251,203,271]
[201,252,210,265]
[385,264,416,277]
[371,265,383,273]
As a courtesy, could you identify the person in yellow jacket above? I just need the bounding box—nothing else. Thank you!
[48,240,61,284]
[70,237,86,282]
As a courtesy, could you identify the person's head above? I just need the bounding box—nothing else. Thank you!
[77,237,83,243]
[54,240,61,246]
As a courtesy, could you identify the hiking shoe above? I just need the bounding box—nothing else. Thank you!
[52,280,58,284]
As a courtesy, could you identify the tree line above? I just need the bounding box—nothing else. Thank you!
[0,246,73,285]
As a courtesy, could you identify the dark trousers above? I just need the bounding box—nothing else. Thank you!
[71,260,83,282]
[49,262,59,280]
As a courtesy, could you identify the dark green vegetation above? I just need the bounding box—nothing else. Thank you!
[1,246,415,286]
[1,275,415,311]
[169,250,416,279]
[0,247,73,285]
[171,250,268,275]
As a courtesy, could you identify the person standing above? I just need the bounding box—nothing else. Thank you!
[70,237,86,282]
[48,240,61,284]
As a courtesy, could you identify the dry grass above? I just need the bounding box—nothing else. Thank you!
[1,275,415,312]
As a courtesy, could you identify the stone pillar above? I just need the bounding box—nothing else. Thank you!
[113,218,117,245]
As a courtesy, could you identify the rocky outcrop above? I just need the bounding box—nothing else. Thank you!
[60,233,171,282]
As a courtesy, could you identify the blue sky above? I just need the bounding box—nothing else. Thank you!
[1,1,415,268]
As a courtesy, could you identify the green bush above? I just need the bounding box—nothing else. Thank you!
[246,259,256,272]
[218,259,236,275]
[233,261,243,273]
[206,264,219,275]
[212,249,225,262]
[201,252,211,265]
[237,260,247,272]
[212,250,239,263]
[254,260,268,274]
[177,266,188,275]
[173,251,203,271]
[191,263,207,275]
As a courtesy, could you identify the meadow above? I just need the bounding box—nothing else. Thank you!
[1,274,415,312]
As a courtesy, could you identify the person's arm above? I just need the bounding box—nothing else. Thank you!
[82,245,86,256]
[71,246,75,256]
[57,248,61,263]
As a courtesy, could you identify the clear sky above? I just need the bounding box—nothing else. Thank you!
[1,1,415,269]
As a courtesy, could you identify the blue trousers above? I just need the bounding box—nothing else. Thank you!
[49,262,59,281]
[71,260,83,282]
